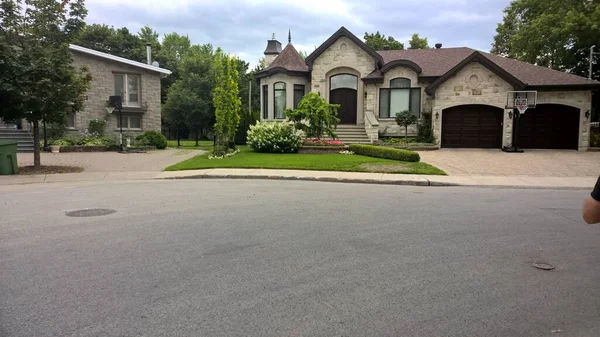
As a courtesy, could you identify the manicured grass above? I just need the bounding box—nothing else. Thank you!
[167,140,213,151]
[165,146,446,175]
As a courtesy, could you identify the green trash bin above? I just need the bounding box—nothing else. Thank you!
[0,140,18,175]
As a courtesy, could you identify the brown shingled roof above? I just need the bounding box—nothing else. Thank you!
[265,44,308,73]
[377,48,600,87]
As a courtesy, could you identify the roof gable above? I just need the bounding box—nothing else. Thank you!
[426,51,526,96]
[69,44,172,75]
[305,27,383,70]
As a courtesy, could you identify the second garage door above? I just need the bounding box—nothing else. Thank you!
[442,105,503,148]
[518,104,580,149]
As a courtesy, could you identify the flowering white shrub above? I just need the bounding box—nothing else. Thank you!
[247,121,304,153]
[339,150,355,155]
[209,149,240,160]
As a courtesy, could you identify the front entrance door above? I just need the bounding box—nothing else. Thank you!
[330,74,358,124]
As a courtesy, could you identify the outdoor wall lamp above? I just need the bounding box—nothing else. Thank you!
[435,112,439,120]
[508,111,513,119]
[585,110,590,119]
[364,91,368,99]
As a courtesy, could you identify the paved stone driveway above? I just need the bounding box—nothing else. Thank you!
[17,148,203,172]
[418,149,600,177]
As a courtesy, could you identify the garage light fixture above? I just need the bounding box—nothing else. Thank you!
[585,110,590,119]
[508,111,513,119]
[435,112,439,119]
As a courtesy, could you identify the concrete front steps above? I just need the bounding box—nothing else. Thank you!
[0,128,34,153]
[330,125,371,144]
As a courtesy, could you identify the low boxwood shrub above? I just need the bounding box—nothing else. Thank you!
[247,121,304,153]
[349,144,420,162]
[136,131,168,149]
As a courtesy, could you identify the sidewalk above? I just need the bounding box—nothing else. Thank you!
[0,168,596,189]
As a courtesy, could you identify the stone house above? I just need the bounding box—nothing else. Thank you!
[256,27,600,150]
[68,44,171,137]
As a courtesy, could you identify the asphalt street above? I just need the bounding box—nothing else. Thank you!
[1,180,599,337]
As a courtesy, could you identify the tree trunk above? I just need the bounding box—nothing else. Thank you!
[195,130,199,146]
[405,126,408,141]
[177,127,181,147]
[33,120,41,168]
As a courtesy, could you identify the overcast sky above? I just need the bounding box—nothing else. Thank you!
[85,0,513,67]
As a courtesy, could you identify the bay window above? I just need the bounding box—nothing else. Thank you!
[273,82,286,119]
[293,84,305,109]
[262,85,268,119]
[379,78,421,118]
[114,73,141,107]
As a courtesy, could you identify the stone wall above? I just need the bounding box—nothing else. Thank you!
[259,73,310,120]
[71,51,162,136]
[310,36,377,125]
[432,62,514,147]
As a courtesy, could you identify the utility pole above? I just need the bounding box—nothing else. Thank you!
[590,45,597,80]
[248,80,252,114]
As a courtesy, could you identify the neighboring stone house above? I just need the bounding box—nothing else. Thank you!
[256,27,600,150]
[69,44,171,137]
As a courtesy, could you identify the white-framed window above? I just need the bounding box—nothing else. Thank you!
[379,78,421,118]
[116,115,142,130]
[66,113,76,129]
[273,82,286,119]
[114,73,141,107]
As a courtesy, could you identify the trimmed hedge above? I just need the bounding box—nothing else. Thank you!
[349,144,420,162]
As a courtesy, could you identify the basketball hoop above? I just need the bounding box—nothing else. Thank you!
[105,107,115,114]
[515,97,528,114]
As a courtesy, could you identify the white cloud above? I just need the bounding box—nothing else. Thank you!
[429,11,496,24]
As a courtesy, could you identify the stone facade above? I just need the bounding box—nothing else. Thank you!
[259,73,310,120]
[310,36,377,125]
[431,62,514,147]
[71,51,162,137]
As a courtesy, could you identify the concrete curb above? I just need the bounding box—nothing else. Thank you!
[155,172,593,190]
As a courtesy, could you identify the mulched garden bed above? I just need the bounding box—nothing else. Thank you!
[59,145,156,152]
[298,146,348,154]
[18,165,84,175]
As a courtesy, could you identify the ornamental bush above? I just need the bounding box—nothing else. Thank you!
[348,144,420,162]
[135,131,168,149]
[88,119,107,136]
[247,121,304,153]
[286,92,340,139]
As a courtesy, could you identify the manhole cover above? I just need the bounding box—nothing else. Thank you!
[65,208,116,217]
[533,262,555,271]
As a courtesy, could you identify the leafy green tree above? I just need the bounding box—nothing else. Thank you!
[491,0,600,80]
[74,24,145,61]
[395,111,418,141]
[0,0,92,167]
[408,33,429,49]
[285,92,340,140]
[163,44,215,146]
[364,31,404,50]
[213,48,241,154]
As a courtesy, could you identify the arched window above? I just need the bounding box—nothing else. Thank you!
[273,82,286,119]
[379,77,421,118]
[330,74,358,90]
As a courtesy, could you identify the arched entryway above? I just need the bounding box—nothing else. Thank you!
[329,74,358,124]
[442,105,504,148]
[518,104,580,150]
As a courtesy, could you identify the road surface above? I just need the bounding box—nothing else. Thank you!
[1,180,599,336]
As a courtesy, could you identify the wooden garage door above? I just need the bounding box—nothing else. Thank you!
[442,105,503,148]
[518,104,579,149]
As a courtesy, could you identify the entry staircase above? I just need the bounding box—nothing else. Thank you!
[329,125,371,144]
[0,128,35,153]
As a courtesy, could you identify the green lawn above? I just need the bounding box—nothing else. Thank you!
[165,146,446,175]
[167,140,213,151]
